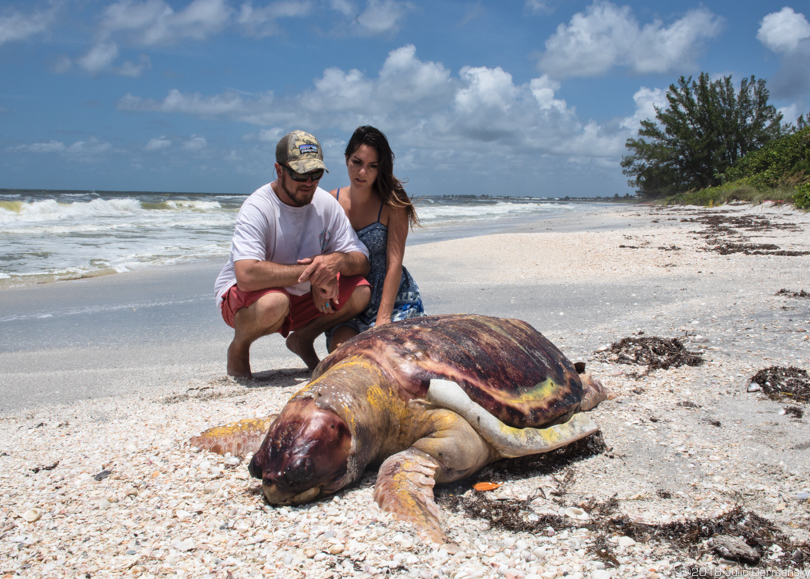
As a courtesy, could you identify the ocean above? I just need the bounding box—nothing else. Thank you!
[0,189,601,287]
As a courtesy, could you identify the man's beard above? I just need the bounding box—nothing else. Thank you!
[280,173,315,207]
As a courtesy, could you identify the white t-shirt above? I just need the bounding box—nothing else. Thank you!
[214,182,369,304]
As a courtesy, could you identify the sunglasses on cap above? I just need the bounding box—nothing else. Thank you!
[282,164,324,182]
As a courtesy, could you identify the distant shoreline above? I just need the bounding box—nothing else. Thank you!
[1,187,639,203]
[0,194,634,290]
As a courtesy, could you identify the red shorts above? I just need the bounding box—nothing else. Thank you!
[219,275,369,337]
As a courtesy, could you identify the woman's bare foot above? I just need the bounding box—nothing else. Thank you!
[285,332,320,371]
[227,341,253,378]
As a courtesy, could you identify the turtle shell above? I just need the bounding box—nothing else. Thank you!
[314,314,583,429]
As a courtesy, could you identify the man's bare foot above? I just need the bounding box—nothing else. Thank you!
[227,341,253,378]
[285,332,320,371]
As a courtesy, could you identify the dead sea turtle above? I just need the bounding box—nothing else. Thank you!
[191,314,611,543]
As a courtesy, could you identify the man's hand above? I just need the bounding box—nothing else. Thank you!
[297,254,341,288]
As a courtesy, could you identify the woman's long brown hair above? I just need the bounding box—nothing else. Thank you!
[345,126,419,228]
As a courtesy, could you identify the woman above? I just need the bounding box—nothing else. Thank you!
[326,126,425,351]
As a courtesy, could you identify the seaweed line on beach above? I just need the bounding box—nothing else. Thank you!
[443,493,810,571]
[680,212,810,256]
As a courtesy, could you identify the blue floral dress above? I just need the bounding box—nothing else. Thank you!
[327,191,425,344]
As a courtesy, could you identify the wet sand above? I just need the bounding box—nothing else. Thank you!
[1,202,809,577]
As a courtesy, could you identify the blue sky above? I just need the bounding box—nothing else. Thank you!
[2,0,809,197]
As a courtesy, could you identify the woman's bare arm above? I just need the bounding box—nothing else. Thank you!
[376,205,409,326]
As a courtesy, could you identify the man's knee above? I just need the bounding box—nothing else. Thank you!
[236,292,289,333]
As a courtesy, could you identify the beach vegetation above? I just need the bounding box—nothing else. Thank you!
[722,125,810,189]
[795,183,810,210]
[622,73,783,199]
[663,127,810,208]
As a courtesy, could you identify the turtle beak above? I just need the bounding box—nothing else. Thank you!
[248,398,352,504]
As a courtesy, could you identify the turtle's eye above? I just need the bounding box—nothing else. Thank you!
[285,455,315,485]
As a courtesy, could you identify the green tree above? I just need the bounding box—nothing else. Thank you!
[621,73,783,198]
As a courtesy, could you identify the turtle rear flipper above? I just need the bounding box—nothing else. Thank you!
[579,373,613,411]
[426,379,600,458]
[189,415,276,457]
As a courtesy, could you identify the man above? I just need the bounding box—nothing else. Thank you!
[215,130,371,377]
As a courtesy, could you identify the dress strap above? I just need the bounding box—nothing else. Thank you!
[376,202,383,222]
[336,187,341,200]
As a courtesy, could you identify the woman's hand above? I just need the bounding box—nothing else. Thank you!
[312,277,339,314]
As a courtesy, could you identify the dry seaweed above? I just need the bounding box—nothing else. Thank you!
[776,288,810,298]
[680,213,809,256]
[682,213,799,233]
[442,495,810,570]
[750,366,810,403]
[596,336,704,372]
[30,461,59,474]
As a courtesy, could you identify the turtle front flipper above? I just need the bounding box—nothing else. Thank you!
[374,408,496,545]
[374,448,446,544]
[189,415,276,457]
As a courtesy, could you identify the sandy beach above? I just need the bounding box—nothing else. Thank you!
[1,202,809,578]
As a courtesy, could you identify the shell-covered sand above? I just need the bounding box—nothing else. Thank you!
[2,203,809,578]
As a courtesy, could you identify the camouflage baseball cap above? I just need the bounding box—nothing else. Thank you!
[275,130,328,174]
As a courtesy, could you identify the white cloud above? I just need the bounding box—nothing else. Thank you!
[77,42,120,75]
[51,55,73,74]
[237,1,313,37]
[119,44,629,163]
[145,136,172,151]
[329,0,355,17]
[63,44,151,77]
[119,45,452,123]
[242,128,287,142]
[757,8,810,102]
[455,66,518,114]
[14,138,113,161]
[779,103,800,125]
[537,1,723,78]
[0,6,55,45]
[376,45,453,104]
[529,75,568,113]
[354,0,414,35]
[119,88,265,117]
[525,0,554,15]
[118,55,152,77]
[311,67,375,112]
[620,86,667,131]
[459,2,484,26]
[182,135,207,150]
[15,140,66,153]
[65,138,113,158]
[100,0,232,46]
[758,7,810,53]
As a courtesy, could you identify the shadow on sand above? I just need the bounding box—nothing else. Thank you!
[237,367,312,389]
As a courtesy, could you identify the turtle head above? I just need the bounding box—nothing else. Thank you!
[248,397,353,505]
